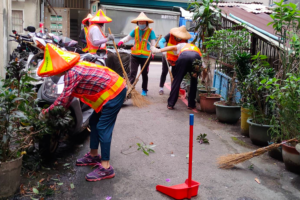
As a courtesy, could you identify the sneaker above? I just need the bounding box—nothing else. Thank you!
[85,164,115,182]
[159,89,164,95]
[141,90,147,96]
[76,152,101,166]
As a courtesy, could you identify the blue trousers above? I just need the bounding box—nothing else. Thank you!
[89,88,126,160]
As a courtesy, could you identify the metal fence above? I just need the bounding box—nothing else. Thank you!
[217,16,280,70]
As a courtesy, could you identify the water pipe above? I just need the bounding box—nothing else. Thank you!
[229,13,279,41]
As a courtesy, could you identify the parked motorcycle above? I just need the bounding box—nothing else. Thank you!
[36,48,131,156]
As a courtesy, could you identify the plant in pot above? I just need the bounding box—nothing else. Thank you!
[189,0,222,113]
[235,52,252,135]
[244,53,276,146]
[262,74,300,173]
[203,27,251,121]
[263,0,300,172]
[0,60,34,198]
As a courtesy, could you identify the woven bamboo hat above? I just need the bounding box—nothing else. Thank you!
[131,12,154,23]
[170,25,191,40]
[89,9,112,24]
[37,44,80,77]
[82,14,93,25]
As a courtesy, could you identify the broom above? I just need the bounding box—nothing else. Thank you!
[126,35,162,104]
[164,54,174,84]
[217,138,298,169]
[108,27,149,108]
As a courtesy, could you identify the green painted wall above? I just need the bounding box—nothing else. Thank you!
[99,0,189,10]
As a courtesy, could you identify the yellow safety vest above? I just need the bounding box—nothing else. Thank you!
[72,61,126,113]
[87,24,107,54]
[131,27,152,57]
[82,27,89,53]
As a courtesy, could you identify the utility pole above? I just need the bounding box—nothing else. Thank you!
[0,0,12,79]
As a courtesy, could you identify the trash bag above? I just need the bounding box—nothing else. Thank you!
[106,49,131,77]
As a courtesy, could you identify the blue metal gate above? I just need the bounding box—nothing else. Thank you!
[213,70,241,103]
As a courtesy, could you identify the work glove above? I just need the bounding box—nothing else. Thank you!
[150,46,161,54]
[162,52,167,56]
[107,34,115,41]
[151,54,154,60]
[117,41,124,47]
[39,112,46,121]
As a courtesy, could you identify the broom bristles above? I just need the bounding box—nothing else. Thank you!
[130,89,151,108]
[217,143,279,169]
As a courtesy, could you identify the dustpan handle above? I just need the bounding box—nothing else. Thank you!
[188,114,194,188]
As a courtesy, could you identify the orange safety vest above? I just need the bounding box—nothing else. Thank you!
[166,34,186,66]
[82,27,89,53]
[131,27,152,57]
[179,43,202,57]
[72,61,126,113]
[86,24,107,54]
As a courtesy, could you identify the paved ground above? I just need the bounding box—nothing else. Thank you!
[52,62,300,200]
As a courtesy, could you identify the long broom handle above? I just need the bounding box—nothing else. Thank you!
[164,54,174,83]
[108,28,129,81]
[188,114,194,199]
[132,35,162,87]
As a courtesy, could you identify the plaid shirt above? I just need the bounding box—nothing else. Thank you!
[45,65,111,113]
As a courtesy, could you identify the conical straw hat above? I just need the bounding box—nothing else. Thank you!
[82,14,93,25]
[89,9,112,24]
[170,25,191,40]
[131,12,154,23]
[37,43,80,77]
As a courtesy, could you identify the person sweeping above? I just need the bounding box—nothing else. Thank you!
[79,13,92,53]
[38,43,126,182]
[158,26,188,95]
[87,9,114,57]
[117,12,156,96]
[151,30,203,110]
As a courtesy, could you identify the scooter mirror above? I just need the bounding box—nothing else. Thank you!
[50,76,60,84]
[27,26,36,33]
[44,28,48,33]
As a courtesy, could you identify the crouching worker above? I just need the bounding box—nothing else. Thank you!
[38,43,126,182]
[151,39,202,110]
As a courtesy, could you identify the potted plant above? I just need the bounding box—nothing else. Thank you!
[203,27,251,121]
[244,53,276,146]
[263,0,300,172]
[199,60,222,113]
[235,52,252,134]
[0,60,34,198]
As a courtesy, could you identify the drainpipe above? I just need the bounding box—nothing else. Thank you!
[1,0,12,79]
[41,0,44,23]
[229,13,279,41]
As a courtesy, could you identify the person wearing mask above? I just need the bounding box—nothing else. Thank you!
[87,9,114,58]
[38,43,126,182]
[79,14,92,53]
[151,30,203,110]
[117,12,156,96]
[158,26,188,95]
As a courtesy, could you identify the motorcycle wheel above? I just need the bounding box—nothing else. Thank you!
[39,130,61,158]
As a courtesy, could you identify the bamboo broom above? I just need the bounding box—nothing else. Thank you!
[164,54,174,84]
[127,35,162,101]
[217,138,298,169]
[108,27,149,108]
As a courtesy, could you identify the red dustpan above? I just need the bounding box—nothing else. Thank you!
[156,114,200,199]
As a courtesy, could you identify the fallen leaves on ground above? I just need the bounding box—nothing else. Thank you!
[39,178,45,183]
[149,142,154,145]
[255,178,260,184]
[20,184,26,195]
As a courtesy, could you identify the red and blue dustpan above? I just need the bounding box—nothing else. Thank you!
[156,114,200,199]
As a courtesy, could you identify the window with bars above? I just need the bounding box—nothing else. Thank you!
[12,10,24,33]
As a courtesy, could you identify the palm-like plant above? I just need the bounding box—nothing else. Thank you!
[188,0,222,52]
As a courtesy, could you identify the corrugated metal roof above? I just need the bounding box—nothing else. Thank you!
[219,6,275,36]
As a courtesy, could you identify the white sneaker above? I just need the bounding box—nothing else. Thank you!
[159,89,164,95]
